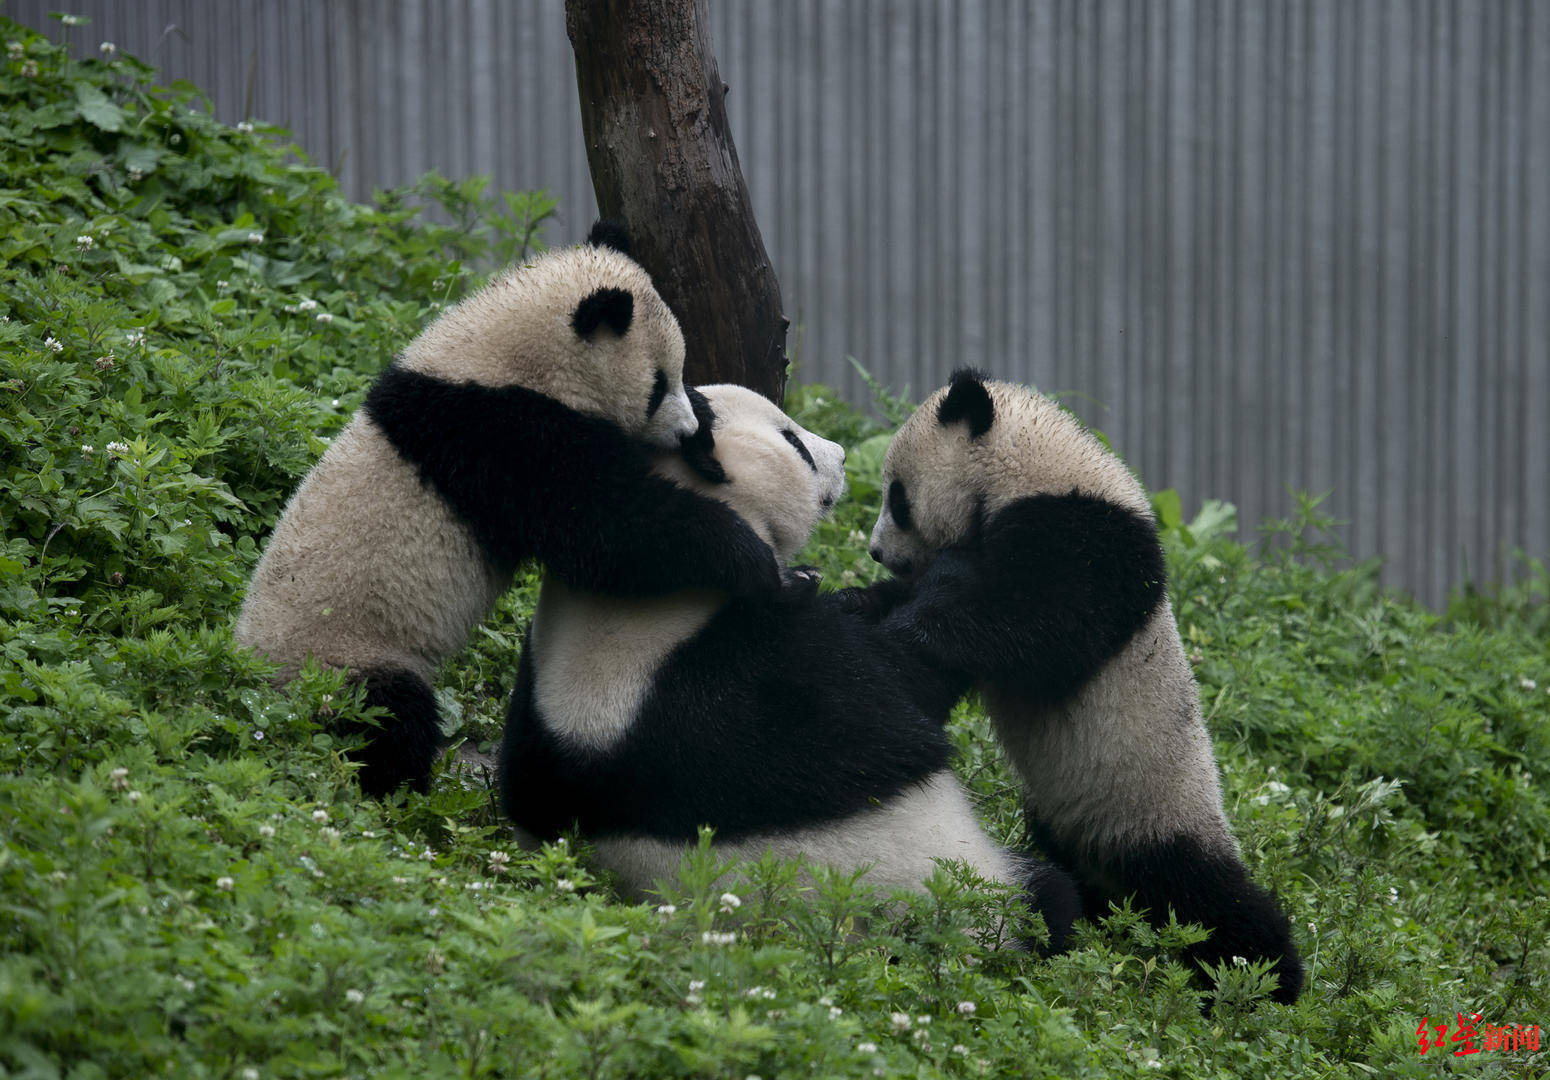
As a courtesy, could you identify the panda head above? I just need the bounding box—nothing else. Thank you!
[868,368,1149,578]
[655,384,846,564]
[397,219,697,449]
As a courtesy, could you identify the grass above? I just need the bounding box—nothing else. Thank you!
[2,18,1548,1079]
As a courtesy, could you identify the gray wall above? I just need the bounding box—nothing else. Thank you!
[14,1,1550,608]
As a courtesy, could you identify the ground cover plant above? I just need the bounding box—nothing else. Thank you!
[2,19,1548,1079]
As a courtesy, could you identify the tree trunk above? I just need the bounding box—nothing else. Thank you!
[566,0,788,403]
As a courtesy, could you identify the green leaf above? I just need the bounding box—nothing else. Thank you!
[74,84,125,132]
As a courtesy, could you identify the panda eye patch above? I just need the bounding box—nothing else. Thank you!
[646,369,668,418]
[781,429,817,472]
[888,479,912,530]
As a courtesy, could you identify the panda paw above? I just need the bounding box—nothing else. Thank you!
[777,564,823,605]
[348,668,446,797]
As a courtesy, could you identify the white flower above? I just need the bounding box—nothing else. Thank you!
[20,60,38,78]
[312,809,329,824]
[829,1006,843,1019]
[75,235,94,250]
[555,878,576,892]
[345,988,365,1004]
[1266,781,1290,794]
[1308,921,1317,933]
[1521,677,1538,690]
[106,440,129,457]
[1387,886,1399,904]
[956,1000,976,1015]
[700,930,735,946]
[240,1069,258,1080]
[253,730,264,741]
[81,445,94,456]
[169,133,182,145]
[391,875,408,885]
[719,891,742,913]
[331,398,341,407]
[1146,1061,1163,1070]
[127,790,142,803]
[315,312,333,324]
[688,979,706,993]
[857,1042,878,1054]
[236,121,255,134]
[487,850,511,874]
[656,904,677,917]
[1231,955,1248,967]
[175,975,195,991]
[99,41,117,56]
[297,299,318,311]
[6,41,23,59]
[124,330,145,346]
[247,231,264,244]
[916,1016,930,1026]
[216,876,234,891]
[258,824,275,839]
[44,336,63,352]
[60,14,84,26]
[420,848,436,861]
[320,827,340,842]
[890,1012,911,1033]
[953,1044,968,1056]
[109,766,129,790]
[216,279,229,290]
[127,167,144,182]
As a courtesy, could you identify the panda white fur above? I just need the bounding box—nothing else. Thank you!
[860,368,1304,1002]
[235,222,780,796]
[497,384,1080,948]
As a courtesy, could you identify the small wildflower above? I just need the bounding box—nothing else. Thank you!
[253,730,264,741]
[1521,677,1538,690]
[829,1005,843,1019]
[890,1012,911,1033]
[20,60,38,77]
[391,875,408,885]
[44,336,63,353]
[94,354,116,371]
[247,231,264,244]
[857,1042,878,1054]
[345,988,365,1004]
[1308,920,1317,933]
[169,133,182,145]
[912,1029,930,1046]
[60,14,85,25]
[106,440,129,457]
[127,790,142,803]
[953,1045,969,1056]
[555,878,576,892]
[700,930,735,946]
[216,876,234,891]
[236,121,255,134]
[331,398,341,407]
[297,298,318,311]
[241,1069,258,1080]
[216,279,229,290]
[1146,1061,1163,1070]
[688,980,706,993]
[320,827,340,842]
[1266,780,1290,794]
[175,975,195,991]
[76,234,94,250]
[316,312,333,324]
[718,891,742,913]
[81,444,94,456]
[916,1016,931,1026]
[419,847,436,862]
[259,824,275,839]
[487,850,512,874]
[125,330,146,346]
[128,167,144,182]
[109,571,123,585]
[1387,886,1399,904]
[656,903,677,917]
[109,766,129,789]
[312,808,329,824]
[956,1000,976,1015]
[6,41,23,59]
[99,41,117,56]
[1232,955,1248,967]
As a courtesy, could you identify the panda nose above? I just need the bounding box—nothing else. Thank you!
[868,546,884,564]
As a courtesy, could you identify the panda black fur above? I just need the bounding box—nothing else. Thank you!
[860,368,1304,1002]
[235,223,780,796]
[497,384,1081,949]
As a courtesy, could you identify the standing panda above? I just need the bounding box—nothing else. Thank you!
[859,368,1304,1002]
[236,223,779,796]
[498,384,1081,950]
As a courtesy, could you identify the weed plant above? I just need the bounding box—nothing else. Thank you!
[2,19,1547,1079]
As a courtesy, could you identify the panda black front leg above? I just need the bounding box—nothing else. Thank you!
[342,668,444,796]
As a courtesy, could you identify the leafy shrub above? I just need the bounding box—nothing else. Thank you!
[2,18,1547,1079]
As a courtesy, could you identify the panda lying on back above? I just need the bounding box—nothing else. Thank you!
[498,384,1081,949]
[236,223,780,796]
[857,368,1304,1002]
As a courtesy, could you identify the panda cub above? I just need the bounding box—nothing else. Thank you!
[498,384,1080,948]
[861,368,1304,1002]
[236,223,779,796]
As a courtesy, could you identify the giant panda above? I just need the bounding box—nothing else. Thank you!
[497,384,1081,949]
[858,368,1304,1002]
[235,223,780,796]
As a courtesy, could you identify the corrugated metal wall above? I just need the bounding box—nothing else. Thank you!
[13,1,1549,608]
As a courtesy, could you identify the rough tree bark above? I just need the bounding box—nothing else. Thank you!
[566,0,788,403]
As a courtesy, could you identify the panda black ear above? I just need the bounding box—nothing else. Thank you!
[936,367,995,439]
[585,218,632,257]
[572,286,635,339]
[679,386,728,484]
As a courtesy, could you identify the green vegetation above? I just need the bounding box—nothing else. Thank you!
[2,20,1547,1078]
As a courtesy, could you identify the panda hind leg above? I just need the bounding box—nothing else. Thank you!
[340,667,444,797]
[1074,833,1304,1005]
[1016,858,1082,957]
